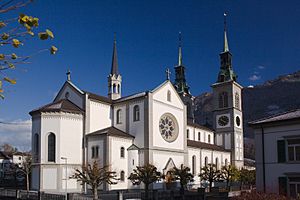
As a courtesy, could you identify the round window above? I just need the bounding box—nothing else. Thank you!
[159,113,179,143]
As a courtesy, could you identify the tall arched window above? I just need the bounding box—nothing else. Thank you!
[133,105,140,121]
[192,155,196,175]
[34,133,39,155]
[120,171,125,181]
[187,129,189,139]
[120,147,125,158]
[205,156,208,167]
[208,135,211,143]
[92,146,99,159]
[113,84,116,93]
[219,92,228,108]
[116,109,122,124]
[117,84,120,94]
[167,90,171,102]
[198,132,201,141]
[235,92,240,109]
[225,159,228,167]
[215,158,219,169]
[48,133,56,162]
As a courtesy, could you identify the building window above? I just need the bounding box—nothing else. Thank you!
[208,135,211,143]
[219,92,228,108]
[132,159,134,166]
[235,92,240,109]
[287,139,300,161]
[117,84,120,94]
[204,157,208,167]
[120,147,125,158]
[215,158,219,169]
[167,90,171,102]
[120,171,125,181]
[133,105,140,121]
[34,133,39,155]
[192,155,196,175]
[48,133,56,162]
[198,132,201,141]
[289,177,300,198]
[225,159,228,167]
[113,84,116,93]
[187,129,189,139]
[116,109,122,124]
[92,146,99,159]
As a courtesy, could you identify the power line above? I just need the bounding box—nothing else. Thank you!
[0,121,31,125]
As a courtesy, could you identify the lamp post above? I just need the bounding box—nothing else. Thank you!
[61,157,68,200]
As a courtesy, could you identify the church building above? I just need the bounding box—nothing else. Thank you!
[29,18,244,193]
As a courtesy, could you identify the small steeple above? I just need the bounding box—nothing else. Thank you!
[110,33,119,75]
[178,32,183,66]
[66,69,71,81]
[223,13,229,52]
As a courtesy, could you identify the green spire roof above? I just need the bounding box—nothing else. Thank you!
[223,13,229,52]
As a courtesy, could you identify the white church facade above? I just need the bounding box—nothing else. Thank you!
[30,24,244,193]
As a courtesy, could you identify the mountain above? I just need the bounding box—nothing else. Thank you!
[194,70,300,159]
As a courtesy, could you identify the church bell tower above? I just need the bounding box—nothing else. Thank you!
[211,14,244,168]
[173,32,195,123]
[108,35,122,100]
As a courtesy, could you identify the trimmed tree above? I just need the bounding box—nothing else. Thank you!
[199,164,222,192]
[221,165,240,189]
[128,164,161,200]
[73,161,118,200]
[18,153,32,195]
[169,164,194,193]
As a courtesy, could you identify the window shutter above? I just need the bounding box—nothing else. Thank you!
[278,177,287,195]
[277,140,286,163]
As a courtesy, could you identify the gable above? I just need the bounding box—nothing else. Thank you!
[53,81,85,109]
[152,81,184,109]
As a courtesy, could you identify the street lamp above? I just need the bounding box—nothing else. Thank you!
[61,157,68,200]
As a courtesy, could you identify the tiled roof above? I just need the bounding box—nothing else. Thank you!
[249,109,300,126]
[187,122,214,132]
[187,140,230,152]
[85,91,112,104]
[87,126,134,139]
[30,99,84,115]
[113,92,147,103]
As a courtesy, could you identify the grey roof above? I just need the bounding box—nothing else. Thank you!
[187,122,214,132]
[87,126,134,139]
[84,91,112,104]
[114,92,147,103]
[30,99,84,115]
[187,140,231,152]
[249,109,300,126]
[110,39,119,75]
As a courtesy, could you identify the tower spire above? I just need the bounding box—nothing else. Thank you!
[111,33,119,75]
[223,12,229,52]
[178,32,183,66]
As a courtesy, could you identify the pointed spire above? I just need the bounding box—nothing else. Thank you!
[178,32,183,66]
[111,33,119,75]
[66,68,71,81]
[223,12,229,52]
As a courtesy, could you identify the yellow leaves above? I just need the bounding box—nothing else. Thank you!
[50,46,58,55]
[12,39,21,48]
[19,14,39,27]
[1,33,9,40]
[0,22,6,28]
[8,63,15,69]
[4,77,16,84]
[38,29,54,40]
[11,53,17,60]
[0,54,4,60]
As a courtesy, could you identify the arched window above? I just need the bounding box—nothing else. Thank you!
[208,135,211,143]
[204,156,208,167]
[120,147,125,158]
[116,109,122,124]
[198,132,201,141]
[225,159,228,167]
[48,133,56,162]
[219,92,228,108]
[167,90,171,102]
[133,105,140,121]
[192,155,196,175]
[187,129,189,139]
[92,146,99,159]
[113,84,116,93]
[117,84,120,94]
[235,92,240,109]
[34,133,39,155]
[215,158,219,169]
[120,171,125,181]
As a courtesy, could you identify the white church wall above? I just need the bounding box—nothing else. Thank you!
[89,100,111,133]
[31,166,39,190]
[87,137,105,166]
[113,104,126,132]
[42,168,57,190]
[109,136,133,190]
[127,149,139,188]
[152,151,184,174]
[32,117,41,161]
[215,133,223,146]
[129,101,145,147]
[61,166,78,190]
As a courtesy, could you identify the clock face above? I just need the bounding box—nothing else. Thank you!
[218,115,229,126]
[236,116,241,127]
[159,113,179,142]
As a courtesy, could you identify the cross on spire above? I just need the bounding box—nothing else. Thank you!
[66,69,71,81]
[165,68,171,80]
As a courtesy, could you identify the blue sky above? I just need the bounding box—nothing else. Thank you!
[1,0,300,149]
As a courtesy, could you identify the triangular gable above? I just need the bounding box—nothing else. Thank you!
[163,158,176,174]
[53,81,85,109]
[151,80,185,109]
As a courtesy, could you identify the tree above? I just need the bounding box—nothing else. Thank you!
[0,143,17,153]
[169,164,194,192]
[18,153,32,196]
[221,165,240,189]
[72,161,118,200]
[239,168,255,186]
[0,0,57,99]
[128,164,161,200]
[199,164,222,192]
